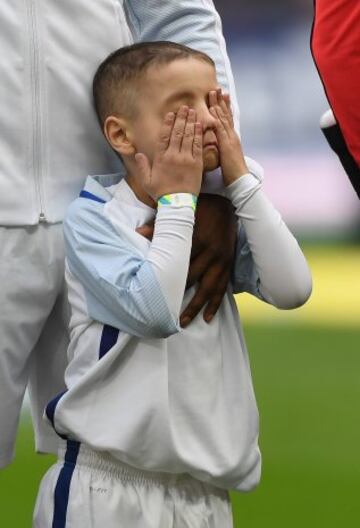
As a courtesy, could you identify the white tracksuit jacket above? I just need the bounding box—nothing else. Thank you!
[0,0,240,225]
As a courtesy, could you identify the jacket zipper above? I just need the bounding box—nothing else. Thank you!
[27,0,46,222]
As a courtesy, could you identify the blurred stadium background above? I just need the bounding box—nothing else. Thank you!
[1,1,359,526]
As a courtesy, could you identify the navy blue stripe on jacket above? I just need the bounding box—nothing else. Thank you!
[99,324,120,359]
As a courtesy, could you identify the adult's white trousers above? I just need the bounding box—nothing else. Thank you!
[0,224,68,468]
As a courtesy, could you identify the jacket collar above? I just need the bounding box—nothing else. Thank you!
[81,172,124,203]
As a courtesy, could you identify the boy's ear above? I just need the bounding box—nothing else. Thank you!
[103,115,136,156]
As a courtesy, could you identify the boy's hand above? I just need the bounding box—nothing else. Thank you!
[134,106,203,200]
[209,89,249,186]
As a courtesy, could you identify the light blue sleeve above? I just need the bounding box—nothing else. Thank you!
[63,198,179,338]
[229,167,266,299]
[231,226,266,300]
[123,0,240,130]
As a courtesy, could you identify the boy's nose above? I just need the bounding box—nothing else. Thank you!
[197,104,217,131]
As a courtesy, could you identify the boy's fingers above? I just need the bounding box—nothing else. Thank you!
[223,93,231,112]
[181,108,196,153]
[210,88,228,110]
[216,88,233,129]
[210,106,228,140]
[157,112,175,154]
[209,90,233,131]
[169,105,189,151]
[222,94,234,127]
[214,102,233,137]
[209,90,218,108]
[192,122,203,158]
[219,105,232,131]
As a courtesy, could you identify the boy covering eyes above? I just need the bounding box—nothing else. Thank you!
[34,41,312,528]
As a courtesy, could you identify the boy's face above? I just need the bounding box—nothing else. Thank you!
[131,58,220,172]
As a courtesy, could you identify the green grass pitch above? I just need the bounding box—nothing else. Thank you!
[0,324,359,527]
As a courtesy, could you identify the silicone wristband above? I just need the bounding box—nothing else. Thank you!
[158,193,197,211]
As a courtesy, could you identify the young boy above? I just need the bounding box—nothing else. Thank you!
[34,41,312,527]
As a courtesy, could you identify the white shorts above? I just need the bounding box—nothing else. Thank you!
[0,224,69,468]
[33,441,233,528]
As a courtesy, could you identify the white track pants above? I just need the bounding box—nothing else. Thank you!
[0,224,69,468]
[33,442,233,528]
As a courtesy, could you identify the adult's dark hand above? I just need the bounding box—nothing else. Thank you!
[136,193,237,327]
[180,193,237,327]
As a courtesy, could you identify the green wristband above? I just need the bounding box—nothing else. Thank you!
[158,193,197,211]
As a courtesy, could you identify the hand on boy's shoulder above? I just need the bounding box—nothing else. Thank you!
[180,193,237,327]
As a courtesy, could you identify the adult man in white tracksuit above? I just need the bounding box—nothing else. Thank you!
[0,1,244,469]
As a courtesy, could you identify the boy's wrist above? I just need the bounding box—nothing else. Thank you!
[223,160,249,187]
[158,193,198,212]
[224,173,262,207]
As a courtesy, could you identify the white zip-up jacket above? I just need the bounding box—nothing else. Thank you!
[0,0,240,225]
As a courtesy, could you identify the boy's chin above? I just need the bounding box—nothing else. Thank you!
[203,150,220,172]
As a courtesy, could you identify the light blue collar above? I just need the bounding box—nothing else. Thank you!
[82,172,125,203]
